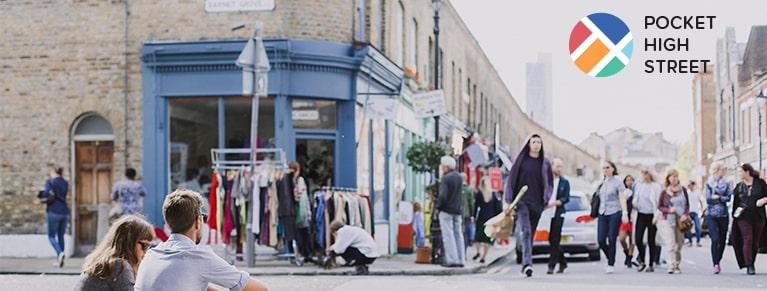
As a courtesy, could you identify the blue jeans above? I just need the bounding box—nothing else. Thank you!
[685,212,702,243]
[598,212,622,266]
[464,217,475,247]
[439,212,465,265]
[707,215,729,266]
[47,212,68,256]
[515,204,542,266]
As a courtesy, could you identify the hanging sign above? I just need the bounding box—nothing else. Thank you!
[365,96,399,120]
[412,90,447,118]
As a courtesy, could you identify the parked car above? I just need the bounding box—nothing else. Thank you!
[516,190,599,263]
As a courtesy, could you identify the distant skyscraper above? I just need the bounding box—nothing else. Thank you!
[526,53,553,130]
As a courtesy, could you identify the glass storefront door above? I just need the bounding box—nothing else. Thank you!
[295,138,335,194]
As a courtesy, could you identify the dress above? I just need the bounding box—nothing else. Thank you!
[474,192,502,244]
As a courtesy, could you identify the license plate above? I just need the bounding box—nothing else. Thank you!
[560,235,572,243]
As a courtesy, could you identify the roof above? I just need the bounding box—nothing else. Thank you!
[738,26,767,85]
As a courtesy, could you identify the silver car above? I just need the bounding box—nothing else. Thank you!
[516,190,600,263]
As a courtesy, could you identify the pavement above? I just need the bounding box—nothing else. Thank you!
[0,243,513,276]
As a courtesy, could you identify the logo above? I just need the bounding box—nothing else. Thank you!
[569,13,633,77]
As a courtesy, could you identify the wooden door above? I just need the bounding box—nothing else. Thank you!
[75,141,113,254]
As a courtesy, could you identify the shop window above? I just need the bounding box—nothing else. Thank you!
[169,98,219,192]
[292,99,337,129]
[224,97,276,149]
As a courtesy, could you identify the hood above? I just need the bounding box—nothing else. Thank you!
[514,134,545,164]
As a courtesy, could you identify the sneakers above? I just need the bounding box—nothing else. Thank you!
[713,264,721,274]
[696,242,703,247]
[522,265,533,277]
[646,266,655,273]
[547,267,555,275]
[57,253,65,268]
[605,265,615,274]
[636,262,647,272]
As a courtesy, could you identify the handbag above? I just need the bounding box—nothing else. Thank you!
[677,217,693,232]
[590,184,603,218]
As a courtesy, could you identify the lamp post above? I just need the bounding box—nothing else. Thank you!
[756,89,767,171]
[433,0,442,143]
[235,21,270,268]
[430,0,444,265]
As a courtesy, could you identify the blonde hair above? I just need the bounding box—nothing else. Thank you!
[81,215,154,280]
[709,162,724,175]
[664,169,680,187]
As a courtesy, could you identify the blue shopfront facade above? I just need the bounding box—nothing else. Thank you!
[140,38,402,226]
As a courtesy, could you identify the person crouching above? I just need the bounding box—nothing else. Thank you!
[327,221,379,275]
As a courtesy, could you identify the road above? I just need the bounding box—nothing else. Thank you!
[3,240,766,291]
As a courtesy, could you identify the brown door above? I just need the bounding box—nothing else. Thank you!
[74,141,113,255]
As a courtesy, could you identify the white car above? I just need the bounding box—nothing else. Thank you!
[516,190,600,263]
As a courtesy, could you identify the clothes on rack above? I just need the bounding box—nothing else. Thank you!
[208,172,219,244]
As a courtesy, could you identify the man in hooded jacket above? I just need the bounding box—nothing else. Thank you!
[505,134,553,277]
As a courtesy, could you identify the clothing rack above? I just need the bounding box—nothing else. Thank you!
[319,186,360,193]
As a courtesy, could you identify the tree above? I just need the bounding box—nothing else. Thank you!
[406,141,450,173]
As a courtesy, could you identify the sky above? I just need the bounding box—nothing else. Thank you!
[451,0,767,145]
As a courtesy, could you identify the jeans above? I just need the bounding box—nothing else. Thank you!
[707,215,728,266]
[439,212,465,265]
[597,212,621,266]
[736,218,765,267]
[548,217,566,269]
[635,213,659,266]
[464,217,475,248]
[516,204,542,266]
[685,212,702,243]
[47,212,68,256]
[334,247,376,266]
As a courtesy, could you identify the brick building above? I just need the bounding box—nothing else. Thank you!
[1,0,619,256]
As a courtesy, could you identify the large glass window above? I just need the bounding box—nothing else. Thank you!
[292,99,336,129]
[224,97,276,149]
[296,139,335,194]
[169,98,218,192]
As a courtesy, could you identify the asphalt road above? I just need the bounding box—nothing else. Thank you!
[4,239,766,291]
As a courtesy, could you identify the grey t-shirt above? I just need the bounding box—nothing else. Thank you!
[599,176,626,216]
[135,234,249,291]
[74,258,135,291]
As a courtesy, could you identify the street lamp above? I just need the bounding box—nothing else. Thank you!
[756,89,767,170]
[431,0,444,266]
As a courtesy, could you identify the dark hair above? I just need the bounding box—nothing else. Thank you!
[741,163,760,179]
[623,175,634,188]
[413,202,422,213]
[54,167,64,176]
[126,168,137,179]
[605,161,619,176]
[82,215,154,280]
[162,189,203,233]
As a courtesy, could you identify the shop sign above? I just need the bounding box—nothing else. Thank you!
[205,0,275,12]
[292,110,319,121]
[412,90,447,118]
[365,96,399,120]
[489,167,503,192]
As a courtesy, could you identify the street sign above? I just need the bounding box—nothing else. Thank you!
[412,90,447,118]
[365,96,399,120]
[205,0,275,12]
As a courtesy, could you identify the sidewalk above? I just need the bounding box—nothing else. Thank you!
[0,244,513,276]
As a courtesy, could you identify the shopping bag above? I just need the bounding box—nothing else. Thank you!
[484,185,528,240]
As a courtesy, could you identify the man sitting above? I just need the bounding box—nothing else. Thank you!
[135,189,268,291]
[327,221,379,275]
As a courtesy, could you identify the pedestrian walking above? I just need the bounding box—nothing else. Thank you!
[730,163,767,275]
[657,169,690,274]
[461,173,476,252]
[436,156,466,268]
[110,168,147,221]
[632,169,662,272]
[505,134,554,277]
[38,166,70,268]
[546,158,570,274]
[134,189,268,291]
[619,174,636,268]
[472,175,501,264]
[705,162,731,274]
[74,215,154,291]
[595,161,629,274]
[685,180,705,247]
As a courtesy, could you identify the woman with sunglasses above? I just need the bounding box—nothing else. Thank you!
[75,215,155,290]
[595,161,630,274]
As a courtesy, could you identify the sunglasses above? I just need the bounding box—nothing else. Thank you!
[201,213,209,224]
[138,240,152,251]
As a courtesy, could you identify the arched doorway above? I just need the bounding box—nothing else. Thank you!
[70,113,114,255]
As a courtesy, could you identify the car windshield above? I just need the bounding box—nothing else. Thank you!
[565,196,588,211]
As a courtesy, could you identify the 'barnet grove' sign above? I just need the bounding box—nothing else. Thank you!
[205,0,276,12]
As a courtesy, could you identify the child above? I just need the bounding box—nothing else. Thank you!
[413,202,425,248]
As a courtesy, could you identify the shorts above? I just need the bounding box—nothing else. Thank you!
[620,222,632,233]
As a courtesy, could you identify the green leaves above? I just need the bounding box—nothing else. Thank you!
[406,141,450,172]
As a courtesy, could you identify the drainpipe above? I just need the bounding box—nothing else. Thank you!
[123,0,131,171]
